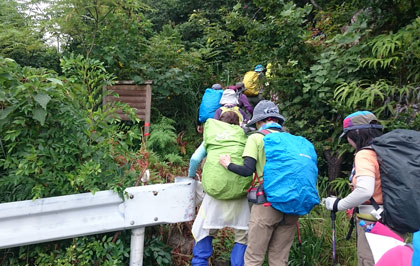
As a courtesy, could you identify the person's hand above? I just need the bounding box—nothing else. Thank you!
[219,154,232,169]
[323,196,340,211]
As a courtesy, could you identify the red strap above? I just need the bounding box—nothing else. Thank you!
[247,173,262,193]
[251,172,262,186]
[263,202,271,207]
[260,129,271,135]
[144,133,150,136]
[144,122,150,126]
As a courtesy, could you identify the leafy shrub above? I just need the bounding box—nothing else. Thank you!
[0,56,141,201]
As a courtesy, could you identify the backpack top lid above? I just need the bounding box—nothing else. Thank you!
[340,111,383,138]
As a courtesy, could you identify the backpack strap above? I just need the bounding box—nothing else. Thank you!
[255,127,283,136]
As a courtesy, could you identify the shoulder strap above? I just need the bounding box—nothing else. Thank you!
[255,127,282,136]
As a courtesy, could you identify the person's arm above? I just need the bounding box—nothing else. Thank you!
[238,107,249,122]
[213,108,222,120]
[220,155,256,177]
[188,142,206,178]
[239,94,253,114]
[336,175,375,211]
[227,156,256,176]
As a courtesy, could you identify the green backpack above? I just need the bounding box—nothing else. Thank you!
[202,119,252,200]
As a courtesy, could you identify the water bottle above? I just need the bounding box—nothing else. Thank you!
[359,220,375,232]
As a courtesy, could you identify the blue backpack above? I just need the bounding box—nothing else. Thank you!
[259,129,320,215]
[198,89,223,124]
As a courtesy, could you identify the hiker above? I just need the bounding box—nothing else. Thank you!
[197,83,224,134]
[230,83,254,115]
[242,65,266,107]
[324,111,405,266]
[188,111,253,266]
[219,100,319,266]
[213,89,249,127]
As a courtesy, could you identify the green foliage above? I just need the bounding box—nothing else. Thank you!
[2,0,420,265]
[0,0,60,70]
[147,116,183,165]
[143,235,172,266]
[2,233,130,265]
[0,56,141,201]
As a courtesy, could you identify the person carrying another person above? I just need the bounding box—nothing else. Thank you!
[213,89,249,127]
[242,64,266,107]
[188,111,253,266]
[219,100,318,266]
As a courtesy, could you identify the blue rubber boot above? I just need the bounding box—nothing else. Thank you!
[192,236,213,266]
[230,242,247,266]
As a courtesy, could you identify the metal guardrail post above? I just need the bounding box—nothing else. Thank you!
[130,227,145,266]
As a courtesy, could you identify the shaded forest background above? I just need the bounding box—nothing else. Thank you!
[1,0,419,265]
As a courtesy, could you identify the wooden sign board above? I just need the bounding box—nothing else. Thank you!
[103,80,152,136]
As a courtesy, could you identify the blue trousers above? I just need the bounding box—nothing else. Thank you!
[192,236,246,266]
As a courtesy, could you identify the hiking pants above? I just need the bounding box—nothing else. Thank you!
[244,204,299,266]
[356,221,405,266]
[356,223,375,266]
[192,229,247,266]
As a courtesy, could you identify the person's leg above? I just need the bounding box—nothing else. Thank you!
[267,214,299,266]
[192,236,214,266]
[244,205,280,266]
[231,229,248,266]
[356,223,375,266]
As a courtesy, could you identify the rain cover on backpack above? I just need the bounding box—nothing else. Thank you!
[261,130,319,215]
[371,129,420,233]
[202,119,252,200]
[198,89,223,123]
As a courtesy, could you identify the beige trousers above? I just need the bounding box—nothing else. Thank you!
[244,204,299,266]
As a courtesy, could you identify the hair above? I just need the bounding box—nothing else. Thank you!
[346,127,383,151]
[219,111,240,125]
[260,117,282,125]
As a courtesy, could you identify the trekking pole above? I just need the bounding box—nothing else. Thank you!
[296,221,304,266]
[331,211,337,266]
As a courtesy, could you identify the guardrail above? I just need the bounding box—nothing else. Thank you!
[0,177,196,266]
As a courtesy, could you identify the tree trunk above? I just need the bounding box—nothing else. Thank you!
[324,150,343,182]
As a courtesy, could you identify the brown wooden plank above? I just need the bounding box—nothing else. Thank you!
[125,103,147,109]
[107,89,147,97]
[116,110,146,115]
[108,85,148,91]
[106,96,147,103]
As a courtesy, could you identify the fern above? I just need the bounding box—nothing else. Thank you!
[146,116,180,161]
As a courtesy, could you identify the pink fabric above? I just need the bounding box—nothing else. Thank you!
[374,246,412,266]
[370,222,404,242]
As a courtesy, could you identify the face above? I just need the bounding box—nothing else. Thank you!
[347,136,357,149]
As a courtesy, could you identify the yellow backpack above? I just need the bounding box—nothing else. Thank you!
[220,106,243,125]
[243,71,261,96]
